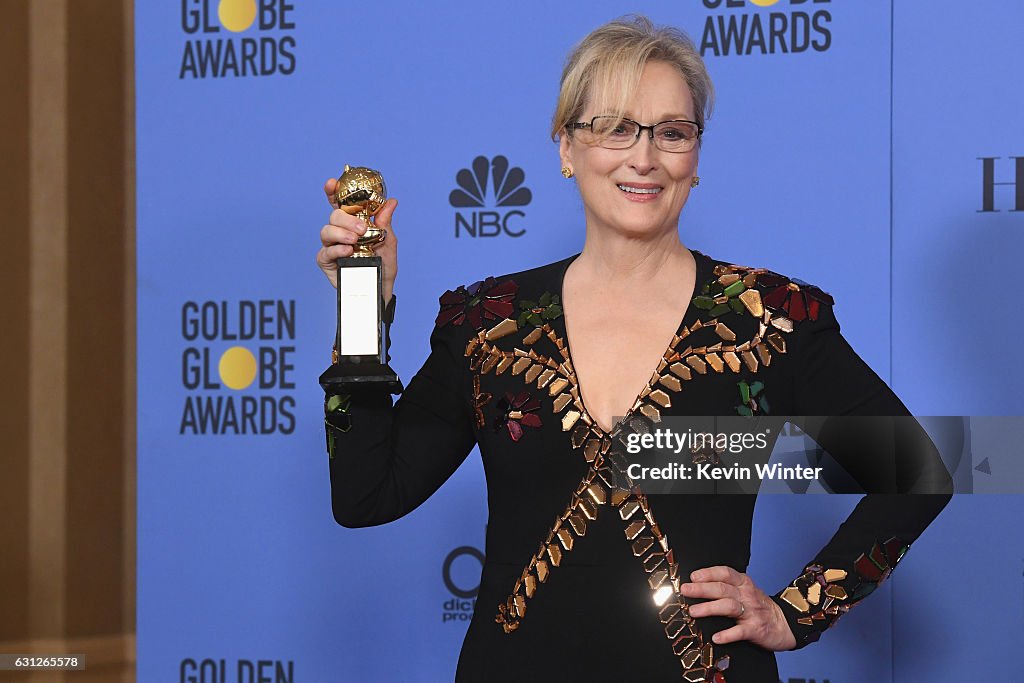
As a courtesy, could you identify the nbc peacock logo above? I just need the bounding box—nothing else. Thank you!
[450,155,531,238]
[178,0,297,79]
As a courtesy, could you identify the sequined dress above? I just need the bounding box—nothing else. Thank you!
[324,250,952,682]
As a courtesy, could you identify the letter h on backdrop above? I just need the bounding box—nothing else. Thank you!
[978,157,1024,212]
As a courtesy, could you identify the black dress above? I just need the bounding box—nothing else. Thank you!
[324,250,952,682]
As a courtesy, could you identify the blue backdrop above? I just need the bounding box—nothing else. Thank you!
[137,1,1023,681]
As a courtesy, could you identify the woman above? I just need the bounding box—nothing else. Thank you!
[315,16,951,682]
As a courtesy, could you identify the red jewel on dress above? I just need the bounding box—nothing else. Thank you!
[494,390,542,441]
[435,277,519,329]
[758,272,833,322]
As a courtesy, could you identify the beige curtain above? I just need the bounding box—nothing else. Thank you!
[0,1,135,681]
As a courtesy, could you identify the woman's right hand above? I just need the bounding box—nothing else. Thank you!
[316,177,399,304]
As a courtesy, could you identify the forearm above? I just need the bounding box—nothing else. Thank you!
[325,295,477,527]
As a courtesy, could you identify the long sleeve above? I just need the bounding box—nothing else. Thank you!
[768,296,953,649]
[324,294,478,528]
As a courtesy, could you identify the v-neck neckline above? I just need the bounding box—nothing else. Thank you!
[553,248,711,435]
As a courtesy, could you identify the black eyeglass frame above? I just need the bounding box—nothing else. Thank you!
[567,116,704,152]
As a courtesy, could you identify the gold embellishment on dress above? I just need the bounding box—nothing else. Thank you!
[659,374,683,392]
[722,351,741,373]
[511,357,532,375]
[825,584,847,600]
[548,377,569,396]
[556,527,575,550]
[718,273,740,286]
[649,389,672,408]
[524,573,536,598]
[570,422,592,447]
[824,568,846,582]
[547,543,562,566]
[741,351,758,372]
[766,330,786,353]
[714,323,736,341]
[625,520,646,540]
[781,585,810,612]
[638,403,662,421]
[685,356,708,374]
[485,317,519,341]
[496,468,603,632]
[464,275,814,680]
[784,570,851,629]
[669,362,692,381]
[705,353,725,373]
[481,350,500,374]
[471,375,492,430]
[552,392,572,413]
[738,289,763,317]
[778,540,906,644]
[495,355,514,375]
[493,444,730,680]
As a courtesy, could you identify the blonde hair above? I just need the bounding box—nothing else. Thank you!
[551,15,714,141]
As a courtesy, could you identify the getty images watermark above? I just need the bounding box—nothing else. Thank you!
[624,425,824,483]
[604,415,1020,495]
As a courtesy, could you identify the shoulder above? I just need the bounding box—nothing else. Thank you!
[433,254,575,330]
[695,250,835,325]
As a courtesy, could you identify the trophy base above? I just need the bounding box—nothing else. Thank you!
[319,361,403,395]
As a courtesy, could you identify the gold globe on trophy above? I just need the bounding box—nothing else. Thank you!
[333,164,388,257]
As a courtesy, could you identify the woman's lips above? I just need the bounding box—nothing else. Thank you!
[617,182,663,201]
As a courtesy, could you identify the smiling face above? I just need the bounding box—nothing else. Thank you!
[560,60,700,240]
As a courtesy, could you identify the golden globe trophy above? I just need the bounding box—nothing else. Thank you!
[319,165,403,395]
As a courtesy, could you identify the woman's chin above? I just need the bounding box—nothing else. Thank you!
[604,219,675,240]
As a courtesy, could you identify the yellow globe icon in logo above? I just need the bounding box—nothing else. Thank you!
[219,346,257,390]
[749,0,781,6]
[218,0,257,33]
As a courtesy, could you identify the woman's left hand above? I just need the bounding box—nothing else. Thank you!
[680,565,797,652]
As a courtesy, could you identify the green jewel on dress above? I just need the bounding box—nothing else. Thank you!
[325,393,352,458]
[517,291,563,327]
[736,380,769,416]
[692,268,765,319]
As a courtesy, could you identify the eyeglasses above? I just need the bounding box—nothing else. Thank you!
[568,116,703,153]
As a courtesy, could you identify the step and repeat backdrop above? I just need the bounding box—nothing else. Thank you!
[137,1,1022,681]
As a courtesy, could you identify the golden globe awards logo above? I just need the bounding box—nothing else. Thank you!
[179,300,297,435]
[700,0,832,57]
[179,0,297,79]
[179,657,294,682]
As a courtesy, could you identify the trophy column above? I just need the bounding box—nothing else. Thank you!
[319,165,403,395]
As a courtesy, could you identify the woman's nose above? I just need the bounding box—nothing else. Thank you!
[627,135,658,174]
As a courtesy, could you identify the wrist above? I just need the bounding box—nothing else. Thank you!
[767,596,798,651]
